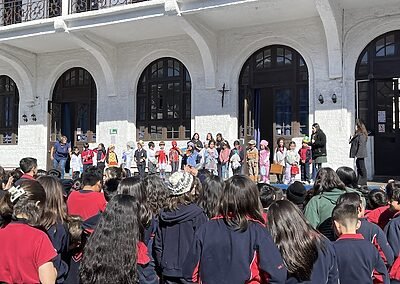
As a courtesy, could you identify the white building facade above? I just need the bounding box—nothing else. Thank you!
[0,0,399,178]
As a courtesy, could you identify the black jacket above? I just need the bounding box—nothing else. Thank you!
[350,133,367,158]
[310,129,327,158]
[154,203,207,278]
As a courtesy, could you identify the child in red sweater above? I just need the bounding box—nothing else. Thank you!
[67,166,106,221]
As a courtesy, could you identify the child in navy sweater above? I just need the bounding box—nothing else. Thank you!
[337,192,394,267]
[183,175,287,284]
[332,202,389,284]
[154,172,207,284]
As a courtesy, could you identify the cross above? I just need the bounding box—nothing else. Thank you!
[217,83,230,108]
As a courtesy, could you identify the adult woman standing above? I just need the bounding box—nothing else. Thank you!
[350,119,368,186]
[50,135,71,179]
[309,123,327,180]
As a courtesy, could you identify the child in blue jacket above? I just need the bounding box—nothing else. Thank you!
[183,175,287,284]
[154,172,207,284]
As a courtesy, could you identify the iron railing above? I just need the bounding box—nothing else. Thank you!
[0,0,61,26]
[70,0,149,13]
[0,131,17,144]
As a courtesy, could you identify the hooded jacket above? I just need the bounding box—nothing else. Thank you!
[304,187,360,240]
[153,203,207,278]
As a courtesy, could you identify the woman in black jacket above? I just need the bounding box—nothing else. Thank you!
[349,119,368,186]
[309,123,327,180]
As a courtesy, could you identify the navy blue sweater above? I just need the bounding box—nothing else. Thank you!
[384,215,400,281]
[154,203,207,278]
[358,218,394,266]
[333,234,389,284]
[285,239,338,284]
[182,217,287,284]
[47,223,69,283]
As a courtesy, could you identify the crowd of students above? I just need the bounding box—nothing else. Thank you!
[0,153,399,284]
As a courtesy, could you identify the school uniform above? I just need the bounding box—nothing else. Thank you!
[286,239,339,284]
[384,215,400,282]
[67,189,107,221]
[333,233,389,284]
[154,203,207,283]
[182,217,287,284]
[0,220,57,283]
[138,241,159,284]
[81,148,94,172]
[47,223,70,283]
[14,173,35,186]
[135,148,147,178]
[366,205,397,230]
[358,218,394,266]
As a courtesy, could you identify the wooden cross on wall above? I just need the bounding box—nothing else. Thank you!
[217,83,230,108]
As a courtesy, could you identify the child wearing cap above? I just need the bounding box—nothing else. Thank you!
[154,172,207,283]
[246,140,259,182]
[259,140,270,183]
[156,141,168,180]
[169,140,181,174]
[332,202,389,284]
[299,137,312,184]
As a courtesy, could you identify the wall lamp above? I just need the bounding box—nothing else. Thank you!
[332,93,337,104]
[318,94,324,104]
[31,114,37,122]
[22,114,28,122]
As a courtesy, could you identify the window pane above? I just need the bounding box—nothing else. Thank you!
[299,87,309,135]
[274,88,292,136]
[255,52,263,69]
[285,49,292,64]
[376,38,385,57]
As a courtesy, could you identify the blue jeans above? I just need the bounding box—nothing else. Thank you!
[312,163,322,180]
[53,158,67,179]
[221,163,229,180]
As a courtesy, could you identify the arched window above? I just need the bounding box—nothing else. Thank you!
[0,75,19,144]
[136,58,191,140]
[355,30,400,176]
[239,45,309,146]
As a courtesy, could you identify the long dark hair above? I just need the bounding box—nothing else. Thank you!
[0,180,46,227]
[219,175,264,231]
[197,175,224,218]
[80,195,141,284]
[37,176,68,230]
[267,200,324,281]
[313,167,346,196]
[336,166,358,189]
[355,119,368,139]
[117,177,151,229]
[142,175,167,215]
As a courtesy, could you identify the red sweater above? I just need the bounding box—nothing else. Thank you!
[67,190,107,221]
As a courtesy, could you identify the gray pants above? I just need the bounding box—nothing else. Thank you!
[148,162,157,175]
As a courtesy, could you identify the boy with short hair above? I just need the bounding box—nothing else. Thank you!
[67,166,107,221]
[332,203,389,284]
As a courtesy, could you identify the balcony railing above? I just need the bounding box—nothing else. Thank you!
[0,0,61,26]
[69,0,149,14]
[0,131,17,144]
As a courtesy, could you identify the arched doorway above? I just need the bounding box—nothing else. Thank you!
[355,30,400,176]
[49,67,97,147]
[239,45,309,148]
[136,57,191,140]
[0,75,19,144]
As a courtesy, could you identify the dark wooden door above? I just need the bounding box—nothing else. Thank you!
[374,79,400,176]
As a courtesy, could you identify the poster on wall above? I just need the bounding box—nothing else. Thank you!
[378,124,385,133]
[378,111,386,123]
